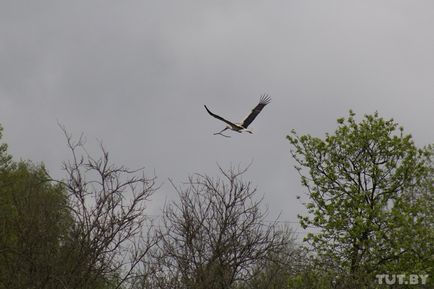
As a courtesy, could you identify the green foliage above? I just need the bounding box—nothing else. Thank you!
[0,127,67,288]
[287,270,334,289]
[0,161,70,289]
[287,111,433,287]
[0,125,12,170]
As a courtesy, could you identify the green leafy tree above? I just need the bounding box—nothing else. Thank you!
[0,160,71,289]
[0,125,12,169]
[287,111,433,288]
[0,125,69,289]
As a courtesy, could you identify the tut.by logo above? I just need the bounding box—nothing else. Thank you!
[375,274,429,285]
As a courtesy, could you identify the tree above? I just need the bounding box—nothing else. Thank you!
[287,111,433,288]
[55,129,158,289]
[0,125,12,170]
[0,125,70,289]
[139,166,289,289]
[0,126,159,289]
[0,161,70,289]
[236,227,304,289]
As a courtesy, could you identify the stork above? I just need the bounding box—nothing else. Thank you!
[204,94,271,137]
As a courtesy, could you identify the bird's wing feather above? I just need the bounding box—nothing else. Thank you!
[241,94,271,128]
[204,105,238,127]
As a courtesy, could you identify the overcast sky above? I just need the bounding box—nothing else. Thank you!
[1,0,433,240]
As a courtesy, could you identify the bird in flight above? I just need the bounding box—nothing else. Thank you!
[204,94,271,137]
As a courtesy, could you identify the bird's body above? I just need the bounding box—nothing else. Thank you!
[204,95,271,137]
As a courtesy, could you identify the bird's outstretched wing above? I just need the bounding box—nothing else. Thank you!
[204,105,238,127]
[241,94,271,128]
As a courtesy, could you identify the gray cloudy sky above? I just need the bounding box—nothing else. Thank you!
[1,0,433,239]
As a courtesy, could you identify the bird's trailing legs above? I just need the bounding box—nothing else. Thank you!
[213,127,231,138]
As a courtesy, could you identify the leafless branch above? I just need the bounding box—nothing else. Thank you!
[140,166,287,289]
[55,126,158,289]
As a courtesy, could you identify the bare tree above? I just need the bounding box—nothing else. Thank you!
[139,166,288,289]
[56,128,158,289]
